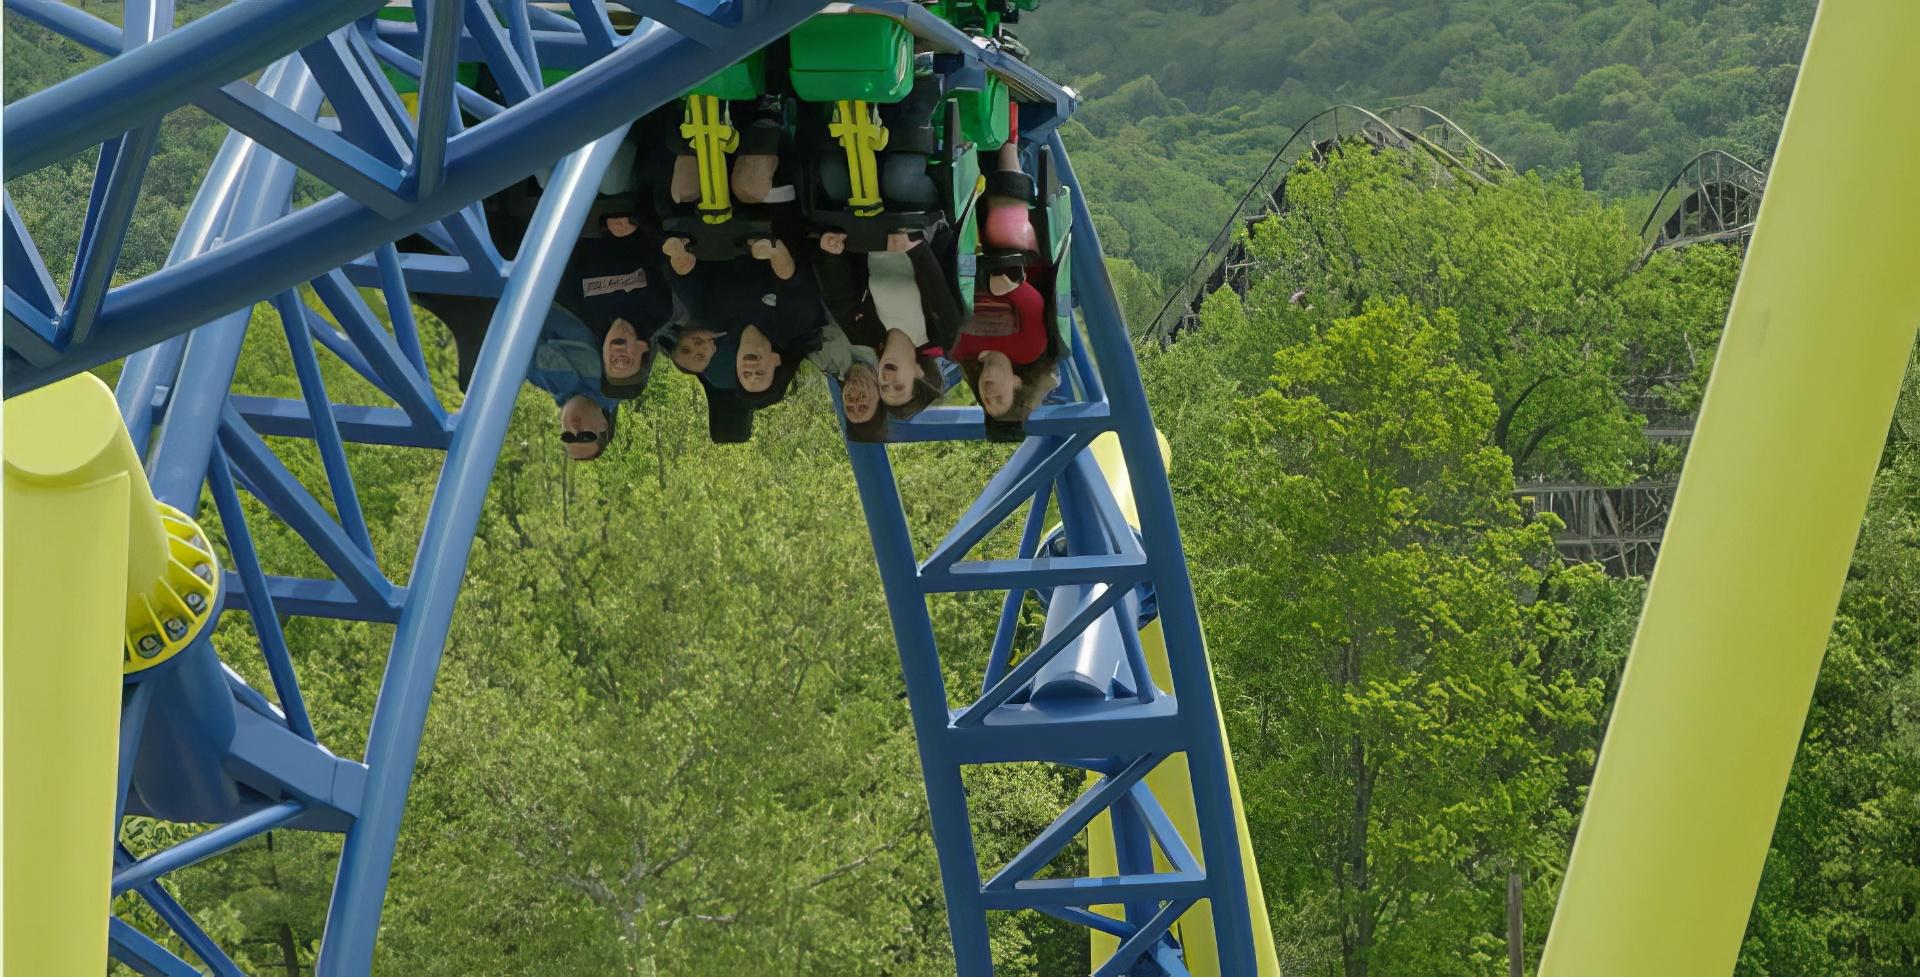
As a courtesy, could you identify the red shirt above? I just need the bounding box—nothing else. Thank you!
[952,281,1048,365]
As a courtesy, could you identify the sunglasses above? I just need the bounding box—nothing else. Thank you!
[558,430,604,444]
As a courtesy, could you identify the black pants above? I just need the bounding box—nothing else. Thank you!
[412,293,493,392]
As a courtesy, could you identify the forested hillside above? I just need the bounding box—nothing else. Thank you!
[1034,0,1818,286]
[9,3,1916,976]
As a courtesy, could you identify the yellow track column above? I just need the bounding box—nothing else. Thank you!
[1085,432,1281,977]
[4,374,160,976]
[1539,4,1920,975]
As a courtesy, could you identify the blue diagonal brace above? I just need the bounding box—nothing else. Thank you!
[207,449,317,740]
[375,244,431,375]
[2,194,61,315]
[1127,782,1202,876]
[1064,452,1145,560]
[983,481,1054,693]
[505,0,545,87]
[310,270,446,427]
[567,0,622,55]
[922,432,1095,573]
[218,407,397,608]
[434,201,510,282]
[1093,899,1196,977]
[345,22,424,154]
[273,291,376,556]
[410,0,463,198]
[364,35,506,122]
[115,845,251,977]
[1037,904,1137,940]
[298,305,400,400]
[464,0,539,103]
[64,127,161,344]
[955,582,1135,726]
[109,917,210,977]
[113,800,306,895]
[526,3,588,34]
[985,752,1166,889]
[204,82,412,216]
[345,250,495,298]
[300,29,414,170]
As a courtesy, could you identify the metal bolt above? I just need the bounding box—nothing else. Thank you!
[164,617,189,641]
[192,563,214,583]
[136,634,164,659]
[184,591,206,613]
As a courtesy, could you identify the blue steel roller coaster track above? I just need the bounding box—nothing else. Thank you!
[2,2,1261,975]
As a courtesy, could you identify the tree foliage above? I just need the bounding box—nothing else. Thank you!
[1739,443,1920,977]
[1240,149,1688,483]
[1170,300,1605,976]
[1027,0,1814,195]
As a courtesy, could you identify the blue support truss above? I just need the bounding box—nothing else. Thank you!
[2,3,1259,975]
[845,134,1258,975]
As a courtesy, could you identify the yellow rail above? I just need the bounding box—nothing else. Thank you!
[1539,3,1920,974]
[1085,432,1281,977]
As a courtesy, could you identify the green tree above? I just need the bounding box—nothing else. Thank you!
[1737,429,1920,976]
[1184,301,1603,976]
[1242,149,1662,483]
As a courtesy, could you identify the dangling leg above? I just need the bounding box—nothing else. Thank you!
[982,137,1038,253]
[881,73,942,209]
[731,99,785,204]
[820,151,853,204]
[671,153,701,204]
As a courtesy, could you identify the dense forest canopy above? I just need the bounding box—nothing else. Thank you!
[7,2,1915,975]
[1033,0,1817,285]
[1027,0,1814,188]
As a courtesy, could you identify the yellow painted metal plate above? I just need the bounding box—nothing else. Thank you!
[4,375,140,977]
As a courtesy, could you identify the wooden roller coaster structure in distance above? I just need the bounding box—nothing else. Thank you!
[1141,106,1771,578]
